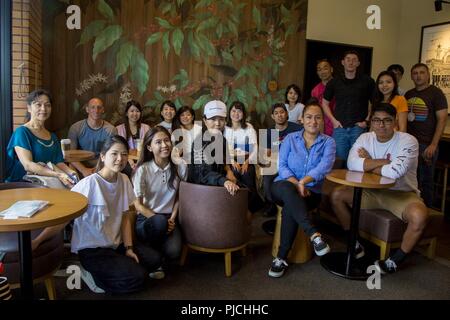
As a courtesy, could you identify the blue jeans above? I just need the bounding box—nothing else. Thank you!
[135,213,182,260]
[332,126,366,161]
[417,143,438,207]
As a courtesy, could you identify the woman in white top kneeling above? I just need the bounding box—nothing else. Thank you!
[32,135,162,294]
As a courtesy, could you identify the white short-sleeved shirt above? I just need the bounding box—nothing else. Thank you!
[285,103,305,123]
[70,172,136,253]
[224,123,258,163]
[172,123,202,161]
[133,160,187,214]
[158,121,173,133]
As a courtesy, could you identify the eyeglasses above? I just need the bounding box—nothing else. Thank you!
[371,117,394,126]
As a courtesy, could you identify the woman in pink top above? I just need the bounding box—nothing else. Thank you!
[116,100,150,169]
[311,59,335,136]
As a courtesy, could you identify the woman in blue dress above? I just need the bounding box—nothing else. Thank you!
[6,89,76,186]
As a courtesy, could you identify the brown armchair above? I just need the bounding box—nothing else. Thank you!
[178,181,250,277]
[0,182,64,300]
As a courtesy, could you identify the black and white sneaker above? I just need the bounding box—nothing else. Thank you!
[268,258,288,278]
[311,235,330,256]
[374,258,397,275]
[355,241,365,259]
[149,266,165,279]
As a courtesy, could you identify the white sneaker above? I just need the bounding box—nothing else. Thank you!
[80,267,105,293]
[149,266,165,280]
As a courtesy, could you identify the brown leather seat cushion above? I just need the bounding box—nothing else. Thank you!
[179,182,250,249]
[319,180,441,243]
[0,231,64,283]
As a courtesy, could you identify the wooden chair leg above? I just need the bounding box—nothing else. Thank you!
[224,251,232,277]
[180,245,189,266]
[241,247,247,257]
[380,242,390,260]
[44,277,56,300]
[427,238,437,259]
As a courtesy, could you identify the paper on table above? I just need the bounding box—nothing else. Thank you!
[0,200,49,219]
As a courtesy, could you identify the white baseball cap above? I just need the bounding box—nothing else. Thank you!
[203,100,227,119]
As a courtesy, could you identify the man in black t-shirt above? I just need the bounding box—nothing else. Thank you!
[322,51,375,161]
[405,63,448,207]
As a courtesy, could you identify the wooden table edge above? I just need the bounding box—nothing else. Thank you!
[0,199,88,232]
[325,173,396,189]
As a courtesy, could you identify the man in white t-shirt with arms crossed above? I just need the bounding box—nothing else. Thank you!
[331,103,429,274]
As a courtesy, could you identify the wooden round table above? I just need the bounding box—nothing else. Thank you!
[63,150,95,163]
[321,169,395,280]
[0,188,88,299]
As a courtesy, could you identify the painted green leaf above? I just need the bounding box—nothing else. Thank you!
[154,91,165,101]
[130,48,149,96]
[235,66,247,80]
[106,38,123,70]
[115,42,133,80]
[195,0,212,9]
[162,31,170,58]
[197,16,218,33]
[247,82,259,98]
[197,33,215,56]
[233,44,242,61]
[145,100,159,107]
[177,0,185,6]
[192,94,211,110]
[286,24,297,36]
[233,88,247,104]
[227,20,238,37]
[174,98,184,109]
[172,28,184,56]
[92,25,123,62]
[280,4,290,18]
[252,7,261,31]
[161,2,172,15]
[156,17,173,30]
[188,31,200,59]
[172,69,189,88]
[78,20,106,46]
[222,86,229,103]
[146,32,162,46]
[98,0,114,21]
[216,23,224,38]
[222,50,233,62]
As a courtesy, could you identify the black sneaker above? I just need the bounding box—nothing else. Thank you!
[268,258,288,278]
[311,235,330,256]
[355,241,365,259]
[374,258,398,275]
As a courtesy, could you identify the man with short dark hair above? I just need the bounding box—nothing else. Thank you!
[405,63,448,207]
[331,103,429,274]
[68,97,117,177]
[322,50,375,161]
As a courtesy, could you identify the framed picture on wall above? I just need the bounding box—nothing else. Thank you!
[419,21,450,113]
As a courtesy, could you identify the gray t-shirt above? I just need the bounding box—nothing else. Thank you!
[68,119,117,166]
